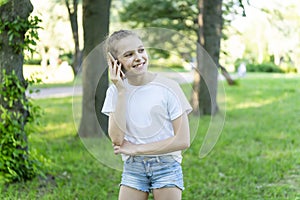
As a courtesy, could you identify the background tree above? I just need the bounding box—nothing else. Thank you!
[0,0,32,77]
[0,0,42,182]
[195,0,222,115]
[65,0,82,76]
[78,0,111,137]
[120,0,246,114]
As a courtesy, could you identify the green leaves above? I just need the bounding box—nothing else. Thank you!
[0,15,41,54]
[0,69,43,183]
[0,0,8,6]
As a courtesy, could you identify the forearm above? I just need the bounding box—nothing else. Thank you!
[135,135,190,155]
[114,112,191,156]
[108,90,126,145]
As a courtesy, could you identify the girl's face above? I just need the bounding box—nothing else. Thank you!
[116,35,149,76]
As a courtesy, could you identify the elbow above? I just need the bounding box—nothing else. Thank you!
[108,131,124,146]
[112,139,124,146]
[176,138,190,150]
[109,135,124,146]
[181,140,190,150]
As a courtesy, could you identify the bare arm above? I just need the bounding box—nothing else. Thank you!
[114,112,190,155]
[107,53,126,146]
[108,90,126,146]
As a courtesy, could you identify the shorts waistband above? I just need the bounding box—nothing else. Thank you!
[126,155,175,163]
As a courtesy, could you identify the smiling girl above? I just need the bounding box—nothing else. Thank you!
[102,30,192,200]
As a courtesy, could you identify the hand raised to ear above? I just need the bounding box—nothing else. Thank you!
[107,52,126,88]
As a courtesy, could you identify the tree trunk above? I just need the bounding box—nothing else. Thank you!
[79,0,111,137]
[0,0,32,77]
[192,0,222,115]
[0,0,33,166]
[65,0,82,76]
[219,64,235,85]
[0,0,33,110]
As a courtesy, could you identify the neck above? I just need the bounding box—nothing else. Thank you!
[127,72,155,86]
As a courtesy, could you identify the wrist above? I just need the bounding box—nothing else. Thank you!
[117,88,126,96]
[134,144,142,155]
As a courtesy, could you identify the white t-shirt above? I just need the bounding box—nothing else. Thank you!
[101,74,192,163]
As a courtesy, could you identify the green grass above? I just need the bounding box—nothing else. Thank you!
[1,73,300,199]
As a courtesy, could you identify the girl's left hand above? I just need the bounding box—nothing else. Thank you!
[113,140,136,155]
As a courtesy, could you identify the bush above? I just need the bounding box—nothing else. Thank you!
[247,62,284,73]
[0,70,43,184]
[24,58,41,65]
[59,52,73,65]
[280,63,298,73]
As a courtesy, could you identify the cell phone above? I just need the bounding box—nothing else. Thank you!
[108,52,125,78]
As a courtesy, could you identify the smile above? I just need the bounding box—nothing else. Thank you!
[133,62,145,68]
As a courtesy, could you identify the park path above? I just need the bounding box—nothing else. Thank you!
[26,71,195,99]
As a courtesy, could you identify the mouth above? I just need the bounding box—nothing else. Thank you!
[132,62,145,68]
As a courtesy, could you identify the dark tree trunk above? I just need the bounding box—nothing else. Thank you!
[192,0,222,115]
[0,0,32,78]
[79,0,111,137]
[0,0,33,117]
[0,0,33,165]
[65,0,82,76]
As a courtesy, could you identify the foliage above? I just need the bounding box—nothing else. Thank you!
[0,70,43,184]
[119,0,248,62]
[0,15,41,54]
[24,58,42,65]
[120,0,198,59]
[234,58,298,73]
[120,0,198,31]
[1,74,300,198]
[0,0,8,6]
[59,52,73,65]
[247,63,284,73]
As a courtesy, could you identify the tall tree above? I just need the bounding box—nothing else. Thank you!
[79,0,111,137]
[0,0,32,78]
[0,0,42,182]
[65,0,82,76]
[194,0,222,115]
[120,0,241,115]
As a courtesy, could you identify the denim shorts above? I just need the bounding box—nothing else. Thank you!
[120,155,184,193]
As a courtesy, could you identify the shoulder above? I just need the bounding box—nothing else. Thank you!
[108,84,117,91]
[154,74,181,90]
[106,84,118,95]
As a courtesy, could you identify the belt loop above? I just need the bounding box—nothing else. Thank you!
[130,156,134,163]
[127,155,133,163]
[156,156,160,163]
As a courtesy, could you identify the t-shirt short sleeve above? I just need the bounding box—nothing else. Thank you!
[101,85,117,116]
[167,82,192,121]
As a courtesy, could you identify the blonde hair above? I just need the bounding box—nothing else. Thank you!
[105,30,139,58]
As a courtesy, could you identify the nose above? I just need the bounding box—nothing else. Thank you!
[134,52,142,61]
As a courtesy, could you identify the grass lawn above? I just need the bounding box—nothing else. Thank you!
[1,73,300,199]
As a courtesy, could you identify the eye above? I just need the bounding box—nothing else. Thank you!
[138,48,145,53]
[124,53,133,57]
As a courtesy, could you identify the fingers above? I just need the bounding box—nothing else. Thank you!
[107,52,124,81]
[113,145,120,155]
[108,52,115,62]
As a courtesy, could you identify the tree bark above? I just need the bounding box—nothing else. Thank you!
[0,0,33,109]
[0,0,32,77]
[192,0,222,115]
[0,0,33,161]
[79,0,111,137]
[65,0,82,76]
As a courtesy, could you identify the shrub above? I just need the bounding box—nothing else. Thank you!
[24,58,41,65]
[0,70,43,183]
[59,52,73,65]
[247,62,284,73]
